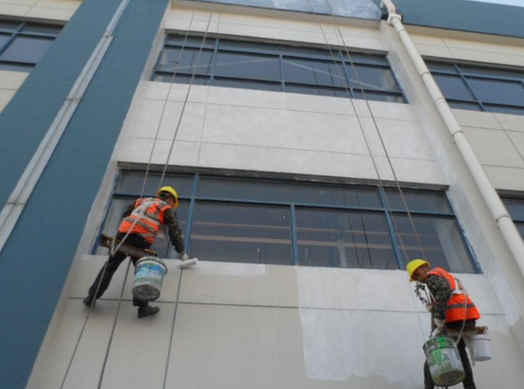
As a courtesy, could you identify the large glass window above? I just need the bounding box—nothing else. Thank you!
[152,34,407,104]
[427,60,524,116]
[501,195,524,238]
[0,20,62,71]
[95,171,478,273]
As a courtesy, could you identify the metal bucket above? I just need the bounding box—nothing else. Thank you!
[132,256,167,302]
[423,336,465,386]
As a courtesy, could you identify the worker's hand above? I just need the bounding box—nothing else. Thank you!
[425,303,434,312]
[431,318,446,337]
[180,252,189,261]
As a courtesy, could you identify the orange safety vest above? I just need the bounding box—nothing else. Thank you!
[428,267,481,324]
[118,197,171,243]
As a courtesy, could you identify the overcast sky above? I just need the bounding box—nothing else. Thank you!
[468,0,524,6]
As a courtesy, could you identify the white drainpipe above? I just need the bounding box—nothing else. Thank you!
[380,0,524,279]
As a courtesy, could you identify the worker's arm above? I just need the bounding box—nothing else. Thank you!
[427,275,452,322]
[163,208,186,255]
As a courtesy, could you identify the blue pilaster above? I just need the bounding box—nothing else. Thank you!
[0,0,169,387]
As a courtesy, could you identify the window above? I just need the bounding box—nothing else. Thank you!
[0,20,62,71]
[427,60,524,116]
[95,171,477,273]
[152,34,407,103]
[501,195,524,238]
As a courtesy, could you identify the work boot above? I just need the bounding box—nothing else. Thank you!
[137,305,160,319]
[83,295,96,307]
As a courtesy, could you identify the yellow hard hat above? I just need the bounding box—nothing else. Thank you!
[157,186,179,208]
[406,259,430,282]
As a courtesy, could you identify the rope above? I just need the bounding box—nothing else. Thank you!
[61,5,204,389]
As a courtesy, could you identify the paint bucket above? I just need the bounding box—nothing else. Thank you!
[469,333,492,361]
[132,256,168,302]
[423,336,465,386]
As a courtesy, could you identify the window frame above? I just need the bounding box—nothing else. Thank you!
[0,19,62,71]
[427,59,524,116]
[152,33,407,104]
[94,170,479,274]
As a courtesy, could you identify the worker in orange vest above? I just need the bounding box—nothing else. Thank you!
[84,186,189,318]
[407,259,481,389]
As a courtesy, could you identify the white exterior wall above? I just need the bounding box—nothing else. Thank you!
[27,4,524,389]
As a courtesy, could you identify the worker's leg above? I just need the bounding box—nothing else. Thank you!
[457,338,476,389]
[87,251,128,300]
[424,360,435,389]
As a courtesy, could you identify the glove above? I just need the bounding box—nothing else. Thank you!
[180,252,189,261]
[425,303,434,312]
[431,319,446,337]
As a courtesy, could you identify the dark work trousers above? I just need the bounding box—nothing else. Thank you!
[424,330,476,389]
[88,232,152,308]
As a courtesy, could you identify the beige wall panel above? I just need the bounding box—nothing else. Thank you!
[165,8,385,52]
[70,255,182,304]
[118,83,445,185]
[0,0,80,20]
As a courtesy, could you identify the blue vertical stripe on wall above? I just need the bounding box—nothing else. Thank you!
[371,0,524,39]
[0,0,169,388]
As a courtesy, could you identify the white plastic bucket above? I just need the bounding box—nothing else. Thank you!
[469,333,492,361]
[423,336,465,386]
[132,256,167,302]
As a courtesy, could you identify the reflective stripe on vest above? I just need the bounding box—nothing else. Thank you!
[118,197,171,243]
[427,267,481,323]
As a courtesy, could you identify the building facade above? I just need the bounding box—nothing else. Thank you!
[1,0,524,388]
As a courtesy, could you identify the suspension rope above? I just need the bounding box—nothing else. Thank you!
[61,5,204,389]
[314,3,428,337]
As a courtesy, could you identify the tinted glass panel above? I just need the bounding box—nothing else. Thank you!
[296,208,395,269]
[283,58,346,87]
[433,74,474,101]
[0,36,53,63]
[384,189,451,213]
[190,202,292,265]
[467,78,524,106]
[502,197,524,221]
[198,177,382,207]
[214,78,281,91]
[352,65,400,92]
[153,34,406,104]
[157,47,213,74]
[392,215,475,273]
[215,51,280,81]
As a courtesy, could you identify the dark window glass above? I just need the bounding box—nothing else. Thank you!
[384,189,452,213]
[296,208,396,269]
[0,20,61,71]
[214,78,281,91]
[215,51,280,81]
[433,74,474,101]
[483,105,524,115]
[429,60,524,116]
[283,58,346,87]
[197,176,382,207]
[153,34,406,104]
[501,197,524,221]
[349,65,400,92]
[97,171,476,273]
[190,202,292,265]
[467,77,524,106]
[285,84,348,97]
[392,215,475,274]
[0,36,54,63]
[448,101,482,111]
[157,47,214,74]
